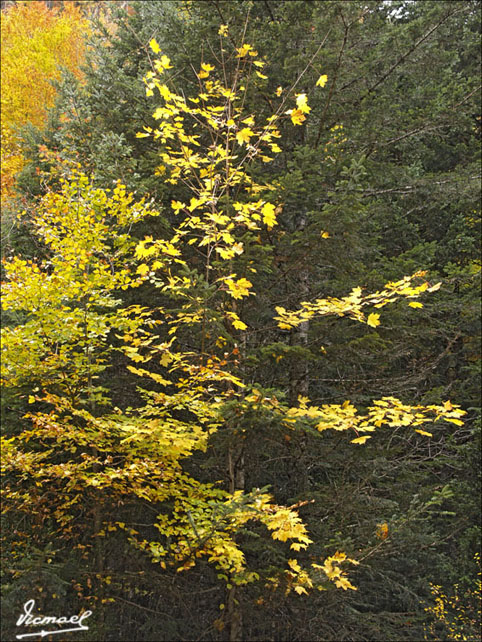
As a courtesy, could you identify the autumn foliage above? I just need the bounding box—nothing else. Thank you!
[1,32,466,606]
[1,1,88,201]
[1,4,479,640]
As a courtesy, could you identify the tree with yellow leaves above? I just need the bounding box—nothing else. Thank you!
[1,23,468,642]
[1,0,89,202]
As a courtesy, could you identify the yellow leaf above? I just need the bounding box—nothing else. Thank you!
[367,313,380,328]
[444,418,464,426]
[316,74,328,87]
[216,246,236,260]
[408,301,423,308]
[320,231,330,239]
[233,319,248,330]
[137,264,149,276]
[289,109,306,126]
[414,429,433,437]
[159,55,173,70]
[236,128,254,145]
[296,93,310,114]
[294,586,308,595]
[376,522,389,539]
[335,577,357,591]
[225,277,253,300]
[28,395,35,404]
[261,202,277,229]
[218,25,228,36]
[351,436,371,444]
[171,200,185,213]
[236,43,253,58]
[276,86,283,97]
[278,322,292,330]
[149,38,160,54]
[161,242,180,256]
[158,84,171,100]
[199,63,215,79]
[188,197,206,212]
[255,71,268,79]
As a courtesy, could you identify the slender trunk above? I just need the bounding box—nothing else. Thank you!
[227,303,245,642]
[84,297,105,637]
[290,213,310,491]
[227,583,243,642]
[227,439,244,642]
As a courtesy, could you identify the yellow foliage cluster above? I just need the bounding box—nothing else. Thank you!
[1,1,89,201]
[274,271,441,330]
[424,554,481,641]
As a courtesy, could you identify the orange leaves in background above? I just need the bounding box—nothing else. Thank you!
[376,523,389,540]
[1,1,89,201]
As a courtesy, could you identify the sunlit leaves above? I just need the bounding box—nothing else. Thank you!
[316,74,328,87]
[199,62,215,79]
[296,93,311,113]
[366,312,380,328]
[351,436,371,444]
[261,202,277,228]
[236,43,257,58]
[282,394,465,442]
[274,272,443,330]
[149,38,160,54]
[1,171,155,388]
[1,1,88,201]
[288,109,306,126]
[236,127,254,145]
[224,277,254,300]
[311,551,358,591]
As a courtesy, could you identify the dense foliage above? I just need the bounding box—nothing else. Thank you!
[0,0,89,202]
[1,2,480,641]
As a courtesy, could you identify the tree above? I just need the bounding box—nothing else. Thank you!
[0,0,89,202]
[1,27,469,641]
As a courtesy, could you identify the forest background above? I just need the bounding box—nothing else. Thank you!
[1,1,480,641]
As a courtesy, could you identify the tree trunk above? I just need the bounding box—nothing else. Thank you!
[226,312,246,642]
[290,212,310,491]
